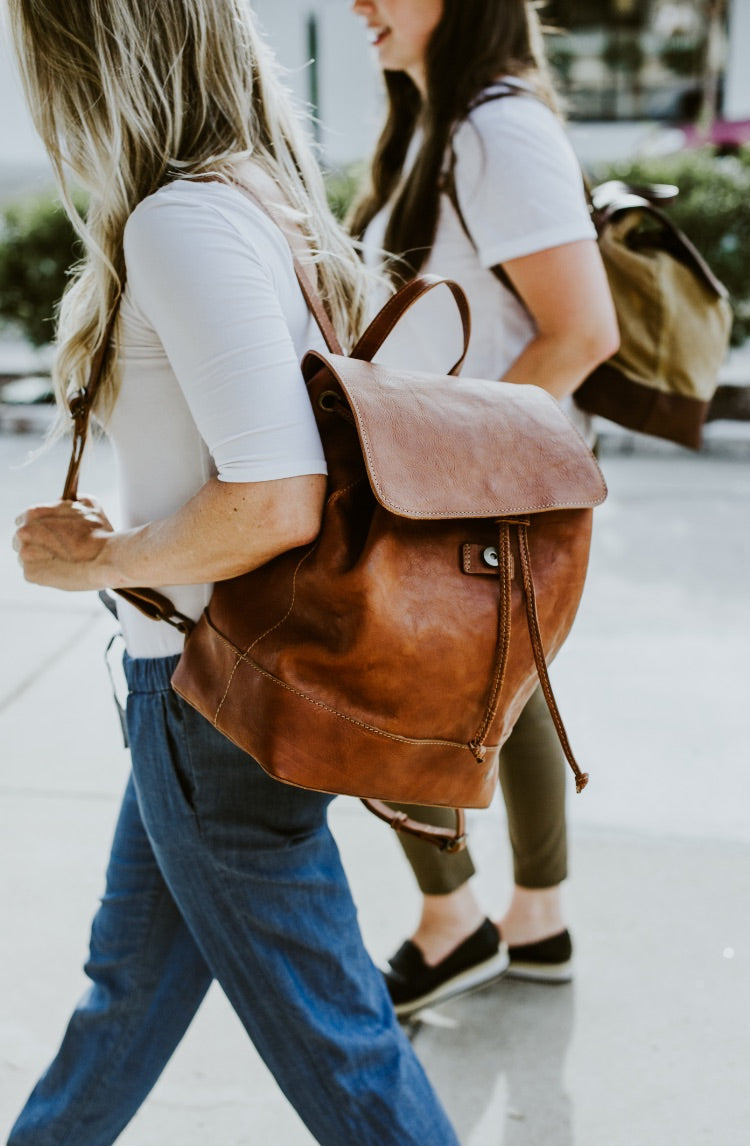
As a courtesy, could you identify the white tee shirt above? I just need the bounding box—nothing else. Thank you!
[362,86,596,392]
[109,180,327,657]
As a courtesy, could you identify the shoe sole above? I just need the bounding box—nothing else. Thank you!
[505,958,574,983]
[393,947,510,1017]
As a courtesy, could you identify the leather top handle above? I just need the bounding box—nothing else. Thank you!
[229,182,472,375]
[350,274,471,376]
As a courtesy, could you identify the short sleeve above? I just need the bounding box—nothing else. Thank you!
[452,95,596,268]
[122,187,326,483]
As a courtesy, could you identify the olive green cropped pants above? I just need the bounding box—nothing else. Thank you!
[390,686,567,895]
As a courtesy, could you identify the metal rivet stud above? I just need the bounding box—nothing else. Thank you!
[482,546,499,568]
[318,390,339,412]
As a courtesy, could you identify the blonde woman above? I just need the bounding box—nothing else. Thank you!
[8,2,459,1143]
[350,0,618,1015]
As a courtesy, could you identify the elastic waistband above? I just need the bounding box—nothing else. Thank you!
[123,652,181,693]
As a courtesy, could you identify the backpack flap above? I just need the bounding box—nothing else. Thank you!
[304,351,607,520]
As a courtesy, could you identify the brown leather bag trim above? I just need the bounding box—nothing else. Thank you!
[360,800,468,853]
[303,352,608,520]
[574,361,710,450]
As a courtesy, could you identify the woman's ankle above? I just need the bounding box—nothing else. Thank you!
[410,885,485,966]
[497,884,566,948]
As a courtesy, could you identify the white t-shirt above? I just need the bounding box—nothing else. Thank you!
[362,86,596,394]
[108,180,327,658]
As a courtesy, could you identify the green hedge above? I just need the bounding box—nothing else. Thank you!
[0,180,357,349]
[0,195,82,347]
[591,148,750,345]
[1,151,748,348]
[324,163,365,223]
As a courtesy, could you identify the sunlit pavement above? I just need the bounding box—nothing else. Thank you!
[1,423,749,1146]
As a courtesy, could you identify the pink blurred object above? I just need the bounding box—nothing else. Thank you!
[679,118,750,149]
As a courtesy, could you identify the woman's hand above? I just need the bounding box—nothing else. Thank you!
[13,497,115,591]
[14,475,325,596]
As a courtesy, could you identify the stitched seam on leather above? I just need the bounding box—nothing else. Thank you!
[237,479,365,658]
[234,659,472,748]
[242,548,315,657]
[213,653,244,727]
[462,543,472,573]
[211,477,367,724]
[347,389,602,515]
[340,382,606,516]
[205,618,478,750]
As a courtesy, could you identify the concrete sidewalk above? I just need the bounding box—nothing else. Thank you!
[1,429,749,1145]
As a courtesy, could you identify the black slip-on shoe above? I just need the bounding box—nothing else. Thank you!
[504,928,574,983]
[383,918,509,1017]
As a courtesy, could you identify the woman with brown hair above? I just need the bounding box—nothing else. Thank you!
[350,0,619,1016]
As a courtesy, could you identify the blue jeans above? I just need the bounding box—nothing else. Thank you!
[9,654,458,1146]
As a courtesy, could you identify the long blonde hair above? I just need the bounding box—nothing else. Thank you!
[9,0,370,425]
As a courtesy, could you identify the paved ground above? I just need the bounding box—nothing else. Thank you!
[1,423,749,1146]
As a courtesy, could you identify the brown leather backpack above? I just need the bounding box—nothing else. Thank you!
[171,270,606,848]
[63,196,606,853]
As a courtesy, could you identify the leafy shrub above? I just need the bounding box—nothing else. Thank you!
[2,153,748,350]
[0,178,359,351]
[0,195,82,347]
[659,36,705,79]
[591,148,750,344]
[324,163,365,223]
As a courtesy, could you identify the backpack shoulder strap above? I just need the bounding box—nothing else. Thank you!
[442,83,530,305]
[465,79,528,114]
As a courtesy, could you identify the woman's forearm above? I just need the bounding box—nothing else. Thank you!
[501,327,617,400]
[15,474,327,593]
[500,239,620,398]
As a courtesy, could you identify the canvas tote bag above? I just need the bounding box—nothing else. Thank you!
[573,180,733,449]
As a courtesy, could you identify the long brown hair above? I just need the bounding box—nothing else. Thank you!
[349,0,558,280]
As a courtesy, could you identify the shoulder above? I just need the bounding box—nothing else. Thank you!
[451,83,584,211]
[447,84,594,266]
[124,180,291,275]
[453,84,571,167]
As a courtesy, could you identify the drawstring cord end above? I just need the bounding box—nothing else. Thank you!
[468,739,487,763]
[575,772,590,794]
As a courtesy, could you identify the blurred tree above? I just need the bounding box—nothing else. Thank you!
[0,196,81,347]
[659,34,707,79]
[601,32,646,117]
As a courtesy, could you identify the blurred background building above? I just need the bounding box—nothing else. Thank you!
[252,0,750,165]
[2,0,749,181]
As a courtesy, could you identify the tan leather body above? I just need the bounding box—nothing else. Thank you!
[172,343,606,809]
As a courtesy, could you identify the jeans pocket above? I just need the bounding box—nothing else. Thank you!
[162,694,200,814]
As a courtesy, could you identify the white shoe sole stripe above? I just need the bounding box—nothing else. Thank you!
[393,947,510,1016]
